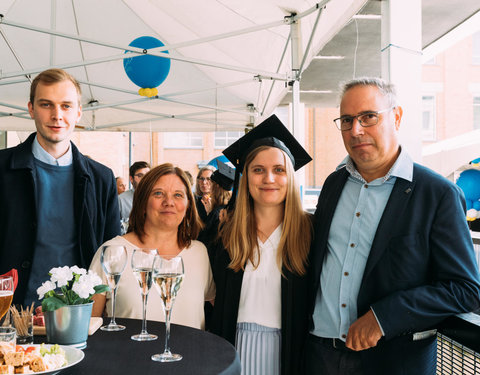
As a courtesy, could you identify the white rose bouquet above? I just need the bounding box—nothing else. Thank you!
[37,266,109,312]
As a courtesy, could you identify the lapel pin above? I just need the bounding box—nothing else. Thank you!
[404,188,412,194]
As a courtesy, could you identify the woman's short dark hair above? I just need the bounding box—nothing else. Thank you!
[128,163,203,248]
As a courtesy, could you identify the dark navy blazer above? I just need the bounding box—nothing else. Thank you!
[308,163,480,374]
[0,133,121,304]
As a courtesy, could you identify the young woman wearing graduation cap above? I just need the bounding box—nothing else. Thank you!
[197,160,235,261]
[210,115,313,375]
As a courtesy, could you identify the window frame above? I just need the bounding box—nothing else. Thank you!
[214,131,244,149]
[163,132,203,149]
[422,95,437,141]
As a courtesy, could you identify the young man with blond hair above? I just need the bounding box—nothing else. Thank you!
[0,68,120,305]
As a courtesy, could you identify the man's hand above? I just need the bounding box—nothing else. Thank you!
[345,309,383,351]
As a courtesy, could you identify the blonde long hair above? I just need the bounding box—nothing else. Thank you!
[220,146,311,276]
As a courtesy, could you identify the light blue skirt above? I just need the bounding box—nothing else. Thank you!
[235,322,281,375]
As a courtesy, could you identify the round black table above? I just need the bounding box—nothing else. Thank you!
[36,318,241,375]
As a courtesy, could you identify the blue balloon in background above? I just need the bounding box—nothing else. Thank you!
[473,200,480,211]
[456,169,480,202]
[123,36,171,88]
[467,199,473,210]
[208,155,232,169]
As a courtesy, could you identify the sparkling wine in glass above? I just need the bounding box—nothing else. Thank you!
[152,255,184,362]
[0,276,14,321]
[100,245,128,331]
[131,249,158,341]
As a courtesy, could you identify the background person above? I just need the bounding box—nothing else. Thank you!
[0,68,120,306]
[116,176,127,195]
[118,161,150,222]
[194,165,216,223]
[91,163,215,330]
[198,160,234,258]
[306,77,480,375]
[210,115,313,375]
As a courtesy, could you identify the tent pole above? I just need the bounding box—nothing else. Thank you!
[288,13,307,198]
[128,132,132,188]
[288,14,301,131]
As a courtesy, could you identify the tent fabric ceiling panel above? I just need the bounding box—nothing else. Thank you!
[0,0,371,132]
[2,0,478,132]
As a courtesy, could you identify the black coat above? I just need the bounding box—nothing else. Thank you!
[195,195,208,224]
[210,241,309,375]
[0,133,121,304]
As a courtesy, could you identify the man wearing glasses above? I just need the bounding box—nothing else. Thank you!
[306,77,480,375]
[118,161,151,222]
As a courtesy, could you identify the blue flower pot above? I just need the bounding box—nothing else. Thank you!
[44,302,93,349]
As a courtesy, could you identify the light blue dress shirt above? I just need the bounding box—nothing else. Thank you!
[312,148,413,340]
[32,135,73,166]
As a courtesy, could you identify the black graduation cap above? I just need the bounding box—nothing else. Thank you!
[211,160,235,191]
[222,114,312,211]
[222,114,312,173]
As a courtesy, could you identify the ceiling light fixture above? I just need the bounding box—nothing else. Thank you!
[298,90,333,94]
[313,55,345,60]
[352,14,381,20]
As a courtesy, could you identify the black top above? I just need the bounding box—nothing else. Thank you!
[210,239,309,375]
[195,195,208,224]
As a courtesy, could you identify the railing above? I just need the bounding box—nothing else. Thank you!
[437,313,480,374]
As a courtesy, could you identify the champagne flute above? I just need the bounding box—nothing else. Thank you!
[0,276,14,321]
[100,245,128,331]
[131,249,158,341]
[151,255,184,362]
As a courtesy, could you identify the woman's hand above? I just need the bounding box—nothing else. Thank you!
[219,208,227,223]
[202,194,212,214]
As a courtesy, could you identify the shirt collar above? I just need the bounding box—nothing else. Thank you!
[32,135,73,166]
[337,146,413,183]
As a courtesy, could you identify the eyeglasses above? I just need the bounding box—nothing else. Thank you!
[333,106,395,131]
[134,173,146,178]
[197,177,211,182]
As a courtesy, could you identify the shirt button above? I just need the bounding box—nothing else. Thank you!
[356,212,361,217]
[341,303,347,308]
[350,243,355,248]
[364,184,369,188]
[344,272,349,276]
[342,334,347,339]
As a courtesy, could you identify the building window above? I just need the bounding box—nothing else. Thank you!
[474,97,480,130]
[473,31,480,65]
[214,131,244,148]
[164,132,203,148]
[422,95,436,141]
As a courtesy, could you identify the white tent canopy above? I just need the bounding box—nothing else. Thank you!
[0,0,367,132]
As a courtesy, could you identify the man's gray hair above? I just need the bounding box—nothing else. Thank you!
[339,77,398,107]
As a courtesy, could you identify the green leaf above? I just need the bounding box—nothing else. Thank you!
[94,284,110,294]
[42,296,67,312]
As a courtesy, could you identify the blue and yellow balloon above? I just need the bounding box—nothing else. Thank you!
[123,36,171,97]
[456,168,480,221]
